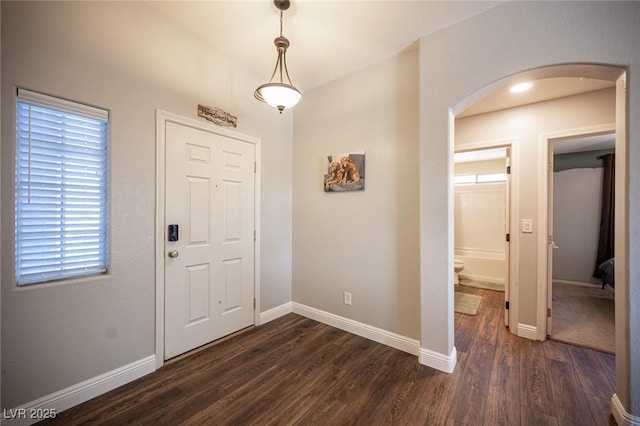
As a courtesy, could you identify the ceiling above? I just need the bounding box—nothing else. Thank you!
[553,133,615,155]
[147,1,503,91]
[458,77,614,118]
[148,1,615,118]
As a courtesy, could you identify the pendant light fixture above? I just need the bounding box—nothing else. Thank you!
[254,0,302,113]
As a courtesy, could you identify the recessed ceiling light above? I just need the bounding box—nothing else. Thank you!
[510,82,533,93]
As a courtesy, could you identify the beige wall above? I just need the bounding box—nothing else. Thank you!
[1,1,292,408]
[292,46,420,339]
[420,1,639,416]
[456,88,615,320]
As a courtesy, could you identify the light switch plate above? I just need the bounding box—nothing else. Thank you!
[521,219,533,233]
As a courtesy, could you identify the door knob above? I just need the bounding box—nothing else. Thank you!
[168,250,179,258]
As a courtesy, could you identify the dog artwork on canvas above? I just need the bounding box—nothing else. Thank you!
[324,151,365,192]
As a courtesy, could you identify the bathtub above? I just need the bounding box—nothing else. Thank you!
[455,248,506,284]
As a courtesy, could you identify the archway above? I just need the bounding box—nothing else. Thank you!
[451,64,624,339]
[446,63,627,421]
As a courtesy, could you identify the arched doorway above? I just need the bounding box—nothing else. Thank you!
[451,65,624,342]
[443,64,627,422]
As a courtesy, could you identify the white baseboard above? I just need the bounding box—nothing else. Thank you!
[517,323,538,340]
[291,302,420,357]
[612,393,640,426]
[553,279,601,288]
[277,302,456,374]
[259,302,293,324]
[1,355,156,426]
[419,346,457,373]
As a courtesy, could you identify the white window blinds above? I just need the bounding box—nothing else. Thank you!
[15,89,109,285]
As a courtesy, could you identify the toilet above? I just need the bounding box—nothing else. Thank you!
[454,258,464,285]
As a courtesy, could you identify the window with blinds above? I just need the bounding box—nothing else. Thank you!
[15,89,109,286]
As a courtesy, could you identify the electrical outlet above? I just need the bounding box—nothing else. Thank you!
[344,292,352,306]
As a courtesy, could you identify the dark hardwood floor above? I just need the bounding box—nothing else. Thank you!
[43,286,616,425]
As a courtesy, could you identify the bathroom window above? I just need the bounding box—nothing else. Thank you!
[15,88,109,286]
[454,174,477,185]
[454,172,506,185]
[477,172,507,183]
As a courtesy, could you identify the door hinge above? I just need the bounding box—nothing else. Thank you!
[548,162,553,173]
[505,301,510,310]
[548,235,553,244]
[254,298,256,309]
[506,233,510,242]
[254,230,256,242]
[547,308,552,318]
[254,162,257,173]
[506,165,511,175]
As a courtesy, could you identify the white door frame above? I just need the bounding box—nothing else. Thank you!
[453,138,519,331]
[154,110,261,368]
[536,123,615,340]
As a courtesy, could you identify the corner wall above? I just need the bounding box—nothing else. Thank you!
[292,47,420,341]
[1,1,292,408]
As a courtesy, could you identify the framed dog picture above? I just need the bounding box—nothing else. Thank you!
[324,150,365,192]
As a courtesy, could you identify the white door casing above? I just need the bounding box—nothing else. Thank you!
[546,144,554,335]
[155,111,261,366]
[504,148,511,327]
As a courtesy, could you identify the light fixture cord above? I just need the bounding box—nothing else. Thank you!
[279,11,284,83]
[279,10,295,86]
[265,8,295,86]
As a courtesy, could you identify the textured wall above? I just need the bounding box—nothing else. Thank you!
[292,47,420,340]
[1,1,292,408]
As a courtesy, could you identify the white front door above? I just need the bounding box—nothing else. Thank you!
[164,121,255,360]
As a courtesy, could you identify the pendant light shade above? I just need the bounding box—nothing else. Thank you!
[255,1,302,113]
[255,83,302,111]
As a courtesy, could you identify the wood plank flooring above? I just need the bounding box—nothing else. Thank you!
[43,286,616,425]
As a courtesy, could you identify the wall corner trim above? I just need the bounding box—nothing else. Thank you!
[2,355,156,425]
[259,302,293,324]
[612,393,640,426]
[419,347,457,373]
[517,323,538,340]
[291,302,420,356]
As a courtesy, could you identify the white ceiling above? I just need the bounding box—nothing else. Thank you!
[458,77,615,118]
[148,1,615,119]
[147,1,503,92]
[553,133,615,154]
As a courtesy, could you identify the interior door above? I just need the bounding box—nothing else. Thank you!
[546,144,555,335]
[504,148,511,327]
[164,122,255,360]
